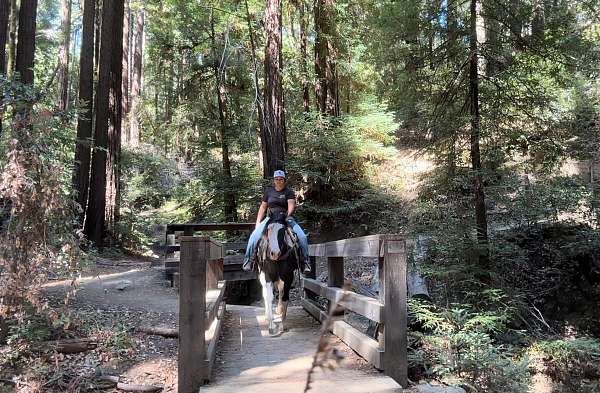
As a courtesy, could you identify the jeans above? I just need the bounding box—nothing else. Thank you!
[244,217,309,261]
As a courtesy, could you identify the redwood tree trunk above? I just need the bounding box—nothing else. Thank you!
[262,0,286,177]
[85,0,122,247]
[121,0,130,144]
[469,0,489,256]
[105,0,124,244]
[57,0,71,111]
[73,0,96,222]
[314,0,338,116]
[15,0,37,86]
[129,7,143,146]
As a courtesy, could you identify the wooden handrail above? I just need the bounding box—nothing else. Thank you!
[301,233,408,388]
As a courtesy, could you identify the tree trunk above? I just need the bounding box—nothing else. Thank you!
[129,7,143,146]
[244,0,266,174]
[105,0,124,244]
[297,0,310,113]
[7,0,17,76]
[314,0,339,116]
[211,17,238,222]
[57,0,71,111]
[85,0,121,247]
[15,0,37,86]
[531,0,544,42]
[94,0,101,70]
[469,0,489,259]
[262,0,286,177]
[121,0,130,144]
[73,0,95,223]
[0,0,10,136]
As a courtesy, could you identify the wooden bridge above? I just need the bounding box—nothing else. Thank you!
[164,224,408,393]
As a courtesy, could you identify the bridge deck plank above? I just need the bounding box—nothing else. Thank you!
[203,305,403,393]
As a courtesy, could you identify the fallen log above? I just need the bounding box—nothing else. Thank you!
[137,326,178,338]
[98,375,163,392]
[47,338,98,354]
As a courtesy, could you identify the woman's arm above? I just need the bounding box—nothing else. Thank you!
[287,199,296,218]
[255,202,268,227]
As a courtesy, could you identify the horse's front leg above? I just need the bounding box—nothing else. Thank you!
[259,272,276,334]
[276,279,289,331]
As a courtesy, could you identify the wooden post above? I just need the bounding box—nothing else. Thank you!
[179,236,208,392]
[382,236,408,388]
[207,257,223,290]
[328,256,344,314]
[305,256,317,300]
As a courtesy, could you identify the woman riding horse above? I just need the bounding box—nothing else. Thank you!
[243,170,310,273]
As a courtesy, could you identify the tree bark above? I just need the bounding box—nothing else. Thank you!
[7,0,17,76]
[0,0,10,136]
[15,0,37,86]
[85,0,122,247]
[121,0,130,144]
[314,0,339,116]
[469,0,489,257]
[73,0,96,222]
[105,0,124,244]
[129,7,143,146]
[262,0,286,177]
[57,0,71,111]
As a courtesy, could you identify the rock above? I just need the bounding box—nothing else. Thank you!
[114,280,133,291]
[414,383,466,393]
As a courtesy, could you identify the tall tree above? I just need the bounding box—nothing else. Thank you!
[314,0,338,116]
[129,7,143,146]
[296,0,310,112]
[262,0,286,176]
[211,16,238,222]
[85,0,123,246]
[0,0,10,136]
[73,0,95,222]
[105,0,124,243]
[244,0,266,173]
[57,0,71,111]
[15,0,37,86]
[121,0,130,144]
[7,0,16,76]
[469,0,489,258]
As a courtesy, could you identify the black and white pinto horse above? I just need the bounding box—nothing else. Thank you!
[256,219,300,335]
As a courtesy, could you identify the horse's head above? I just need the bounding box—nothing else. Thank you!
[265,221,291,261]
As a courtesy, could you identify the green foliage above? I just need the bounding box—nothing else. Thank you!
[530,337,600,392]
[0,78,82,322]
[409,300,530,392]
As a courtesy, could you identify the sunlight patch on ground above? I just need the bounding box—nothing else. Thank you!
[42,269,143,289]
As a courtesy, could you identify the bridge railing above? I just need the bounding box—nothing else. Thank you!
[178,237,226,393]
[301,234,408,388]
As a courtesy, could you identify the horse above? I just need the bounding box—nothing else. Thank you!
[256,219,300,336]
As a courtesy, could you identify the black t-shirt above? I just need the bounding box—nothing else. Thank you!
[262,186,295,216]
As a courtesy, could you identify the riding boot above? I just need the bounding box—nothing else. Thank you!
[242,254,256,272]
[302,257,312,274]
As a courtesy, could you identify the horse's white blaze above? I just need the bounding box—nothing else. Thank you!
[267,223,284,260]
[259,271,274,331]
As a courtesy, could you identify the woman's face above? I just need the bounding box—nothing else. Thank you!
[274,176,285,190]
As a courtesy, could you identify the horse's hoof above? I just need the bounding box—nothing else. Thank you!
[268,326,278,336]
